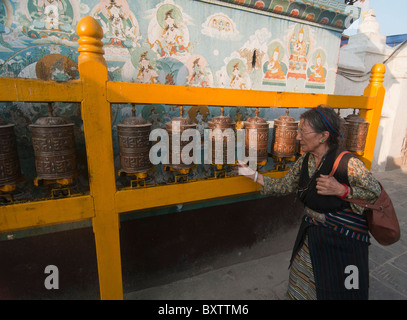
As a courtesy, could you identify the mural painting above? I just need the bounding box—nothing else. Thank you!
[287,24,310,80]
[19,0,79,41]
[147,2,191,60]
[306,48,327,89]
[263,41,287,86]
[91,0,140,52]
[201,12,240,41]
[227,57,249,90]
[0,0,348,190]
[186,54,213,87]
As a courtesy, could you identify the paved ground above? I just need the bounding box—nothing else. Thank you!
[125,168,407,300]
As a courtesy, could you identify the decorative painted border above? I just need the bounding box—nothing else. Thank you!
[197,0,360,31]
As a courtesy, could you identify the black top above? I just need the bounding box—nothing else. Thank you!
[297,145,356,213]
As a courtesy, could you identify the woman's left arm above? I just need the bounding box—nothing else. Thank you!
[347,157,381,203]
[315,156,382,215]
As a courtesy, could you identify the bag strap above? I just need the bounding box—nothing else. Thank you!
[328,151,383,211]
[328,151,350,177]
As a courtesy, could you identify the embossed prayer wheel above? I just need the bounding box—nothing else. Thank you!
[345,110,369,155]
[166,106,197,172]
[337,109,348,148]
[271,109,298,158]
[208,107,236,167]
[118,106,153,176]
[244,108,269,166]
[30,104,77,181]
[0,118,23,186]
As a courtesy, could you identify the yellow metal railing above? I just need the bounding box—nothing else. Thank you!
[0,16,386,299]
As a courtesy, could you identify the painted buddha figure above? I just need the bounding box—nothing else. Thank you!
[265,46,286,80]
[308,53,325,83]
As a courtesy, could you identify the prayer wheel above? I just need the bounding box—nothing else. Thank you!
[117,106,153,176]
[208,107,236,167]
[244,108,269,166]
[345,111,369,155]
[271,109,298,158]
[337,109,348,148]
[0,118,23,186]
[30,103,77,181]
[166,106,197,172]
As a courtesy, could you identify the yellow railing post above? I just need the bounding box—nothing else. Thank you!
[77,16,123,300]
[360,63,386,169]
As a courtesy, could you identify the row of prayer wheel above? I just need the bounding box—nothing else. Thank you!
[116,106,370,177]
[117,106,371,177]
[0,106,370,188]
[273,109,370,157]
[118,106,265,175]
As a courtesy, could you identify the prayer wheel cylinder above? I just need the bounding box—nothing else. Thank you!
[208,108,236,166]
[0,119,22,186]
[117,113,153,175]
[30,116,77,180]
[166,107,197,171]
[345,113,369,154]
[338,114,348,148]
[244,108,269,166]
[271,111,298,158]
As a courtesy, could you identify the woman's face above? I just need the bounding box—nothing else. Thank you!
[297,119,324,153]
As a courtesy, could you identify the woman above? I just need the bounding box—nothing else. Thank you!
[235,105,381,300]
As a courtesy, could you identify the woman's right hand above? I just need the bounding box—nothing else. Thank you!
[233,161,256,180]
[233,161,265,186]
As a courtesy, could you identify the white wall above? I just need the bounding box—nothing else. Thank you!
[335,9,407,172]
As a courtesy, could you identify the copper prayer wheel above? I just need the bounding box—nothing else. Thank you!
[345,110,369,155]
[0,118,23,187]
[337,109,348,148]
[29,103,77,181]
[244,108,269,166]
[166,106,197,172]
[271,109,298,158]
[118,106,153,176]
[208,107,236,167]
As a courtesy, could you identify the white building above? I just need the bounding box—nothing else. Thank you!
[335,6,407,172]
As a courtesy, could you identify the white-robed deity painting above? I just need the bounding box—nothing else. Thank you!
[147,1,191,60]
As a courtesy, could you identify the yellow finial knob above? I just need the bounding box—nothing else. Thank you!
[371,62,386,75]
[77,16,105,57]
[370,63,386,84]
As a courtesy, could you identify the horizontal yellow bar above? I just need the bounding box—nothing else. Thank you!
[107,81,376,109]
[115,171,286,214]
[0,78,83,102]
[0,195,94,232]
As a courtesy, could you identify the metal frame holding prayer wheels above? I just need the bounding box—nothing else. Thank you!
[0,16,386,300]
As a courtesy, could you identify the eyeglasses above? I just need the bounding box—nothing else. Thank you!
[298,129,317,136]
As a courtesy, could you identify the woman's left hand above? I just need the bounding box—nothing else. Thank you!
[316,174,347,197]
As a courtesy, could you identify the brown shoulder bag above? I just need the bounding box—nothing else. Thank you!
[329,151,401,246]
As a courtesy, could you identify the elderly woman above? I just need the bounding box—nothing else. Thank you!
[235,105,381,300]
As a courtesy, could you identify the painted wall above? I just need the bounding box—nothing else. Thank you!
[0,0,351,200]
[0,0,345,92]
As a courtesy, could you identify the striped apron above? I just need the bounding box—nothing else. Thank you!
[288,207,370,300]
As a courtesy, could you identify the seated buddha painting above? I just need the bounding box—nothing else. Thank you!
[306,49,327,89]
[262,41,287,86]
